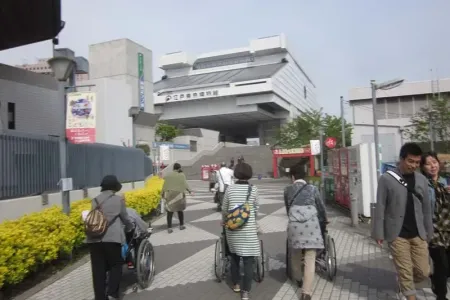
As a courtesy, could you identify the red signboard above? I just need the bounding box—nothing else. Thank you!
[66,128,96,144]
[325,137,337,149]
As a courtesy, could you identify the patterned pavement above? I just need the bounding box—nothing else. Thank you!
[25,179,440,300]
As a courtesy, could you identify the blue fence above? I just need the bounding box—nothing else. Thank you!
[0,132,153,200]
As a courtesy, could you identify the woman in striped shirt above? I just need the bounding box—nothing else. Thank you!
[222,162,260,300]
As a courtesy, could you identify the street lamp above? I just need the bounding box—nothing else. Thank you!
[371,78,404,179]
[48,56,76,215]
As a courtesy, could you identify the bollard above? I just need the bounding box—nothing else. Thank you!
[350,193,359,228]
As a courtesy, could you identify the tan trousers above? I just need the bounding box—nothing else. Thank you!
[291,249,316,296]
[389,237,430,297]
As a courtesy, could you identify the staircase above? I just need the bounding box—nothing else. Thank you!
[181,145,274,180]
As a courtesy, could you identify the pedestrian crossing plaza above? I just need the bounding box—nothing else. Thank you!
[26,179,442,300]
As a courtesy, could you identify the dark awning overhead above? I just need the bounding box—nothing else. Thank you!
[0,0,63,51]
[154,62,286,92]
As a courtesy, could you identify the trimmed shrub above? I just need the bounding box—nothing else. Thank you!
[0,176,163,288]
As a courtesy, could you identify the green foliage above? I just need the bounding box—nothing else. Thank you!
[404,95,450,152]
[136,143,150,155]
[276,109,353,149]
[155,123,180,142]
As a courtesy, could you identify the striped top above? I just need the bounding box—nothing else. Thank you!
[223,183,261,257]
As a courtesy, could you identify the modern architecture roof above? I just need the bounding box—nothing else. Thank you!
[154,62,286,92]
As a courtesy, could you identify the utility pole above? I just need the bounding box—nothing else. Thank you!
[340,96,346,147]
[371,80,381,179]
[429,110,435,151]
[319,127,325,201]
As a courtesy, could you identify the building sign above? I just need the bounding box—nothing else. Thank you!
[272,148,311,155]
[325,137,337,149]
[160,145,170,161]
[152,142,190,150]
[138,53,145,111]
[66,92,96,144]
[310,140,321,155]
[165,89,220,102]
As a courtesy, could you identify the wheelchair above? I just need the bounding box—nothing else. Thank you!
[214,227,265,283]
[285,229,337,284]
[124,224,156,291]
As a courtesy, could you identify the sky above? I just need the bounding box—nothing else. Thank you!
[0,0,449,116]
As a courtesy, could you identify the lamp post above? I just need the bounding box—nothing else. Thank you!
[319,127,325,202]
[370,78,404,236]
[48,56,76,215]
[371,78,404,179]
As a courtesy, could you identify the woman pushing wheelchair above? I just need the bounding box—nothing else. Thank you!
[284,164,328,300]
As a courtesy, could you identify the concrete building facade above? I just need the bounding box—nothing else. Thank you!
[153,34,318,145]
[349,78,450,162]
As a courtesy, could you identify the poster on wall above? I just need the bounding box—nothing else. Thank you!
[66,92,96,144]
[160,145,170,161]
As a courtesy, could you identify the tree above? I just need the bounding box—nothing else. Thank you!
[155,122,180,142]
[276,108,353,149]
[404,95,450,151]
[136,143,150,155]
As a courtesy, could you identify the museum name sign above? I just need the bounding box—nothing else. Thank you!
[165,89,220,102]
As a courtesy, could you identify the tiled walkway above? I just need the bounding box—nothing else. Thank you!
[25,180,439,300]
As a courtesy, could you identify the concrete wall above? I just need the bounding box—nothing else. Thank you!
[76,78,133,146]
[0,63,64,136]
[0,180,146,223]
[89,39,154,113]
[271,53,318,112]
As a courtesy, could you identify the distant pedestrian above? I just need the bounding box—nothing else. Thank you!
[229,157,235,169]
[162,163,193,233]
[215,162,234,211]
[373,143,433,299]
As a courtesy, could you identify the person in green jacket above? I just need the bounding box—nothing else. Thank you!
[162,163,193,233]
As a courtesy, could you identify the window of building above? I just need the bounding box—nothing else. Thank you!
[386,98,400,119]
[7,102,15,130]
[189,140,197,152]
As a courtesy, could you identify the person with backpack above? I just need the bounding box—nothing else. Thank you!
[284,164,327,300]
[85,175,134,300]
[222,162,259,300]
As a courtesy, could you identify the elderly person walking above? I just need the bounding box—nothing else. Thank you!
[420,151,450,300]
[85,175,134,300]
[222,162,259,300]
[284,164,327,300]
[162,163,193,233]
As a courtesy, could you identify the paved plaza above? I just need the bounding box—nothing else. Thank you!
[24,179,441,300]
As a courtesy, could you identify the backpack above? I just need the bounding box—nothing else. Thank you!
[225,185,252,230]
[84,196,117,239]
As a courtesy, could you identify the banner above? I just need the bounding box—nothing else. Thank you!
[310,140,321,155]
[66,92,96,144]
[160,145,170,161]
[138,53,145,111]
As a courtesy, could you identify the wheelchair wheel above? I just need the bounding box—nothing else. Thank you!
[325,235,337,280]
[214,238,226,282]
[136,239,155,289]
[254,240,265,282]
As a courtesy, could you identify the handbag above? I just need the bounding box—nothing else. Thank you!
[225,185,253,230]
[386,170,423,201]
[160,198,166,214]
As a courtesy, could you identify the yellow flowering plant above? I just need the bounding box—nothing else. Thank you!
[0,176,163,288]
